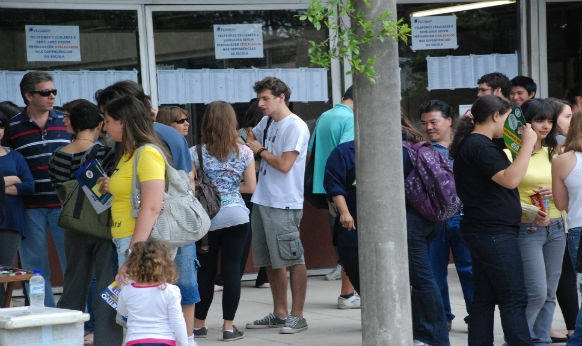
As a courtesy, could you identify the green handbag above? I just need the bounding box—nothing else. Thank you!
[56,145,112,240]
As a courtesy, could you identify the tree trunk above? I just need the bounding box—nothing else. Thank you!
[353,1,413,345]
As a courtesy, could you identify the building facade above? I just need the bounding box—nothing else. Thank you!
[1,0,580,281]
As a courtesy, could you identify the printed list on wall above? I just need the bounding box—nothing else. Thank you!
[213,24,264,60]
[426,52,518,90]
[25,25,81,62]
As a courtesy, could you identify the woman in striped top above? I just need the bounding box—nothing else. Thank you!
[48,100,121,346]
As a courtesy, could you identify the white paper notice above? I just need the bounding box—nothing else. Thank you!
[214,24,264,59]
[411,15,457,51]
[426,52,518,90]
[427,56,452,90]
[26,25,81,62]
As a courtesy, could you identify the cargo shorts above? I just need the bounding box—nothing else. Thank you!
[251,204,305,269]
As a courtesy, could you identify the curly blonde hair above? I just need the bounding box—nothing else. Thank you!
[125,239,178,285]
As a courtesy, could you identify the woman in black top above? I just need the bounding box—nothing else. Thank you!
[450,95,537,346]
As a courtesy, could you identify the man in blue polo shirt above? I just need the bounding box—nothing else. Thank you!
[307,86,358,309]
[7,71,71,307]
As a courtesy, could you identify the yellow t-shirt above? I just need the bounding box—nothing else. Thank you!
[504,147,561,219]
[109,146,165,239]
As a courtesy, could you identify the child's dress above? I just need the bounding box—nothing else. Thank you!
[118,283,188,346]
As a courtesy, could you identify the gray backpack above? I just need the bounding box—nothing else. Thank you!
[130,144,210,248]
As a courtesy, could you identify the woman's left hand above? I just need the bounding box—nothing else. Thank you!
[535,186,553,199]
[116,263,129,285]
[98,177,110,195]
[534,209,550,227]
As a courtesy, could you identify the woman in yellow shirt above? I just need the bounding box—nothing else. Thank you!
[505,98,564,345]
[100,95,170,283]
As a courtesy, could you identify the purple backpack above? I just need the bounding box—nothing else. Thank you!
[402,141,461,222]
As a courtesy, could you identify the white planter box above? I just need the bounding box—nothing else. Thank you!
[0,307,89,346]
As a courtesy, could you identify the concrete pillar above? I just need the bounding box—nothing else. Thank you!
[353,1,413,345]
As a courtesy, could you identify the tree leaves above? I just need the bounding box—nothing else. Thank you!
[298,0,411,83]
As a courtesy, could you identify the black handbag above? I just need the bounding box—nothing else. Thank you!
[195,145,222,219]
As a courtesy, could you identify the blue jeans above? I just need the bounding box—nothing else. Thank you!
[519,220,566,345]
[174,243,201,306]
[21,208,66,307]
[428,213,474,322]
[407,208,450,346]
[567,301,582,345]
[567,227,581,277]
[462,232,532,346]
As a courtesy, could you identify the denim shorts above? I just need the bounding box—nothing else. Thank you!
[251,204,305,269]
[174,242,201,305]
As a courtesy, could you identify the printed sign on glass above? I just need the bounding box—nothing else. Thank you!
[214,24,264,59]
[26,25,81,62]
[411,15,457,51]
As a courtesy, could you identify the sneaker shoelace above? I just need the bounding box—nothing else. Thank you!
[286,315,300,327]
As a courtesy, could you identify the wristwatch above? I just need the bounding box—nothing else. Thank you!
[256,147,266,158]
[125,248,132,257]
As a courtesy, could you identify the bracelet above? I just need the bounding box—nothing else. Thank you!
[255,147,266,158]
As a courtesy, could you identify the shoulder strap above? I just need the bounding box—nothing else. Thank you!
[80,144,101,166]
[263,117,274,146]
[196,145,205,173]
[131,144,171,207]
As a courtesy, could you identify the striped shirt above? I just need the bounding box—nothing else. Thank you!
[7,109,71,208]
[48,144,115,185]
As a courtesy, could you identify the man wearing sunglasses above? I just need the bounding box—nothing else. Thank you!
[6,71,70,308]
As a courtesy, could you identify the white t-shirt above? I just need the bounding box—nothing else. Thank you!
[251,113,310,209]
[117,283,188,346]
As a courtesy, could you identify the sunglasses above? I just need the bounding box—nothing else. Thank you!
[174,118,188,124]
[31,89,58,97]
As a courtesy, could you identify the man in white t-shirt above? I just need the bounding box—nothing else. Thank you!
[245,77,310,334]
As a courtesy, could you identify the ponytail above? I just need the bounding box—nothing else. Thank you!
[450,116,475,159]
[449,95,511,160]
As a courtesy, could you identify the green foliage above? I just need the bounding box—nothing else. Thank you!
[299,0,411,83]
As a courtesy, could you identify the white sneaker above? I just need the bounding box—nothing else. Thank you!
[325,264,342,281]
[337,294,361,309]
[413,340,431,346]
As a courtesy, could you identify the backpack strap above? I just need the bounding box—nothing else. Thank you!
[402,141,431,166]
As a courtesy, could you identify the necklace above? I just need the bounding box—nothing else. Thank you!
[75,138,94,143]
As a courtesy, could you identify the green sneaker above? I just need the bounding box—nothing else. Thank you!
[245,313,287,329]
[279,315,308,334]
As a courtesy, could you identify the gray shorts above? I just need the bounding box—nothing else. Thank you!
[251,204,305,269]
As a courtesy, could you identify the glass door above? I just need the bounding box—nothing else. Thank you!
[149,7,332,145]
[545,1,582,100]
[0,7,141,107]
